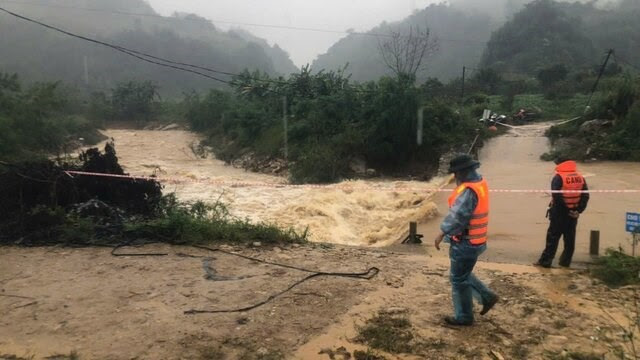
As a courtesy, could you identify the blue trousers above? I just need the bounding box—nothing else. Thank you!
[449,239,496,323]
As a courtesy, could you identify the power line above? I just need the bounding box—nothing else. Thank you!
[0,6,391,94]
[0,6,233,84]
[0,0,490,45]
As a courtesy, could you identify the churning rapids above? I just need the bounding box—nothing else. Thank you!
[97,129,443,247]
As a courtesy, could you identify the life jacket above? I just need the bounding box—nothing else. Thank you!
[555,161,584,210]
[447,179,489,245]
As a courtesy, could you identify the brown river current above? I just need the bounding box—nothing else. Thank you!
[101,126,640,264]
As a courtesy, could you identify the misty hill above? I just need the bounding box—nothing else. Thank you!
[481,0,640,74]
[311,4,499,83]
[311,0,634,84]
[0,0,297,96]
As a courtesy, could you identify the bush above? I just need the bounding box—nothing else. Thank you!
[0,72,104,161]
[111,80,160,123]
[590,248,640,287]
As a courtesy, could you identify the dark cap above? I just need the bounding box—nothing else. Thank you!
[554,155,571,165]
[448,154,480,173]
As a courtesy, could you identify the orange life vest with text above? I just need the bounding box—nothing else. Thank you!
[447,179,490,245]
[555,161,584,210]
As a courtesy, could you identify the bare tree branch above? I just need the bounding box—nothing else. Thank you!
[377,25,439,79]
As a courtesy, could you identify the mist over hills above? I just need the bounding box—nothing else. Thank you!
[312,0,637,83]
[312,3,497,83]
[0,0,297,95]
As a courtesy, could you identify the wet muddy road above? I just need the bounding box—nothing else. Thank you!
[419,122,640,265]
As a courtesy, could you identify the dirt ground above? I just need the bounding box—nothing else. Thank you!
[1,243,637,359]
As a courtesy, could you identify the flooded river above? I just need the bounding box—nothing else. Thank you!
[99,129,442,247]
[100,127,640,264]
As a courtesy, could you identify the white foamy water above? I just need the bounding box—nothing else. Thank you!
[97,129,441,246]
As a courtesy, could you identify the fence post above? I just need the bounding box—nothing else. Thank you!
[589,230,600,256]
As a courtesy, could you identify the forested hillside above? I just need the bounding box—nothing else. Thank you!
[312,4,497,82]
[0,0,297,96]
[481,0,640,75]
[311,0,636,83]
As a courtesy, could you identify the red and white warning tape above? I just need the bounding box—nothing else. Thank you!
[64,170,640,194]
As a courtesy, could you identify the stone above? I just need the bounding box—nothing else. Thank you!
[252,242,262,247]
[160,123,180,131]
[490,350,505,360]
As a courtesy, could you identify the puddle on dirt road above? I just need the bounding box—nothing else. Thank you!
[97,129,441,247]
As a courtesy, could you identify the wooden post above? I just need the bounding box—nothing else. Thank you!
[409,222,417,242]
[589,230,600,256]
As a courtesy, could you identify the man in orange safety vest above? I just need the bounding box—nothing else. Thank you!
[434,154,499,326]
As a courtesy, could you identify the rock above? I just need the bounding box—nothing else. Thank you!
[365,168,377,177]
[252,242,262,247]
[545,335,569,352]
[273,247,282,253]
[490,350,505,360]
[349,158,367,175]
[579,119,612,134]
[256,347,269,356]
[160,123,180,131]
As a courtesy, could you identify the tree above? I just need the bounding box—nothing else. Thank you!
[111,80,159,123]
[537,64,569,87]
[473,68,503,94]
[377,25,438,79]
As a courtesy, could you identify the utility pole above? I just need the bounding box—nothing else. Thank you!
[587,49,614,109]
[461,66,466,105]
[83,55,89,85]
[283,96,288,163]
[417,106,426,146]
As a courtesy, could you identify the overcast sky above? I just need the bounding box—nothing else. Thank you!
[147,0,439,67]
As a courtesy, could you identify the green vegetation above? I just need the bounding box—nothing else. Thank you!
[125,196,307,246]
[590,248,640,288]
[185,67,486,184]
[544,74,640,161]
[353,350,388,360]
[0,73,104,161]
[0,144,306,248]
[355,312,417,354]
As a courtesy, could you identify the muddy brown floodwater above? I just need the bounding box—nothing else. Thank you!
[419,122,640,266]
[96,129,442,247]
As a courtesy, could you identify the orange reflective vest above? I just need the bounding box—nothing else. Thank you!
[447,179,489,245]
[555,161,584,210]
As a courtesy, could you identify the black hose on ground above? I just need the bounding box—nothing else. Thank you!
[109,241,380,314]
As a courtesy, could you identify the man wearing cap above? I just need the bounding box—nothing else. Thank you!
[535,157,589,268]
[434,154,499,326]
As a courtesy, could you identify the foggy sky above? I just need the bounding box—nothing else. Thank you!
[147,0,438,67]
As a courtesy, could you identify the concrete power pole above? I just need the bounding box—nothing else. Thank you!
[83,55,89,85]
